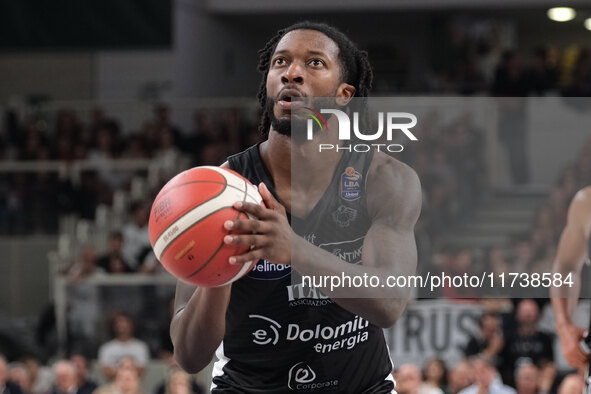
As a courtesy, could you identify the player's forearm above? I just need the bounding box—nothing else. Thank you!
[292,237,413,328]
[551,260,582,327]
[171,286,231,373]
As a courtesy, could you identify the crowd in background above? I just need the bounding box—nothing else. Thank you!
[0,298,584,394]
[420,19,591,97]
[0,102,486,249]
[423,134,591,300]
[1,23,591,393]
[0,105,261,234]
[1,102,589,392]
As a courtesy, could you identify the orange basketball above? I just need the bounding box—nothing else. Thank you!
[149,166,263,287]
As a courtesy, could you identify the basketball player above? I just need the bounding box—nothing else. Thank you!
[551,187,591,373]
[171,22,421,393]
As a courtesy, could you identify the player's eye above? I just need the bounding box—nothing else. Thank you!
[309,59,325,67]
[273,57,286,66]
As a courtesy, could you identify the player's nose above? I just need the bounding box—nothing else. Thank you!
[281,62,304,84]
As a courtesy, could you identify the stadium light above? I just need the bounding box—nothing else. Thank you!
[547,7,576,22]
[585,18,591,31]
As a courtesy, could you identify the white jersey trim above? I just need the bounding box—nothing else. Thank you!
[385,340,397,394]
[210,340,230,391]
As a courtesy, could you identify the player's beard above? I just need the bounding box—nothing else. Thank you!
[265,98,304,138]
[265,97,335,140]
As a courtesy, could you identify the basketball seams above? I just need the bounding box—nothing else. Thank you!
[152,169,228,245]
[151,166,263,286]
[152,182,257,245]
[154,180,227,201]
[182,177,251,283]
[153,184,262,259]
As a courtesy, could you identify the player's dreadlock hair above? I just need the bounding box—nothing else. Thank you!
[256,21,374,136]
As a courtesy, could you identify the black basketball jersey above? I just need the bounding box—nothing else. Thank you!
[211,143,395,393]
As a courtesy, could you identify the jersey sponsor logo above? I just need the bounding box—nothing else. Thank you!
[332,205,358,228]
[288,362,339,391]
[249,314,281,346]
[286,283,333,307]
[287,316,371,354]
[340,167,362,201]
[249,314,371,354]
[319,237,364,265]
[246,259,291,280]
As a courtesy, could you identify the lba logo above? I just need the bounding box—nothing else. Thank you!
[304,107,417,152]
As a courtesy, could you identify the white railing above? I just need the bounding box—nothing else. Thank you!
[12,97,259,138]
[0,158,158,185]
[51,272,178,358]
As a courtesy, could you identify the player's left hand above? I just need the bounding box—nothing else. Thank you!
[223,182,292,266]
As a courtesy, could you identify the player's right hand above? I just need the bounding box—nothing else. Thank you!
[557,322,588,369]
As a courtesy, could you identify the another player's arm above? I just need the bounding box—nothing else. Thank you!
[227,155,420,328]
[550,187,591,368]
[170,161,233,373]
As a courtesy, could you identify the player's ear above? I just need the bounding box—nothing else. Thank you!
[335,83,356,107]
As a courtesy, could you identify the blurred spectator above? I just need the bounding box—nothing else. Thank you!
[562,48,591,97]
[457,58,487,95]
[164,369,193,394]
[395,364,444,394]
[94,362,141,394]
[67,246,103,355]
[21,357,52,394]
[493,51,530,96]
[154,127,185,181]
[50,361,77,394]
[0,173,27,234]
[492,51,529,184]
[514,363,538,394]
[557,374,584,394]
[500,299,554,387]
[423,359,447,393]
[0,356,23,394]
[8,363,30,394]
[459,358,515,394]
[184,110,217,165]
[464,312,504,368]
[122,202,151,271]
[122,137,147,160]
[89,122,128,194]
[69,355,96,394]
[546,188,568,231]
[528,47,558,95]
[442,248,478,299]
[157,299,175,361]
[97,314,149,381]
[153,104,182,144]
[68,246,101,282]
[448,361,473,394]
[537,362,557,394]
[97,232,133,273]
[153,367,204,394]
[511,237,536,273]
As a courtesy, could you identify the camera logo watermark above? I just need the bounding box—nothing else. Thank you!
[305,108,418,152]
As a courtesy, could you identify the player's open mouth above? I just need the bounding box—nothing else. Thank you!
[277,90,305,110]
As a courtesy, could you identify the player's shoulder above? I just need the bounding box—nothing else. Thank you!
[367,150,420,192]
[570,186,591,212]
[366,151,421,220]
[574,186,591,202]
